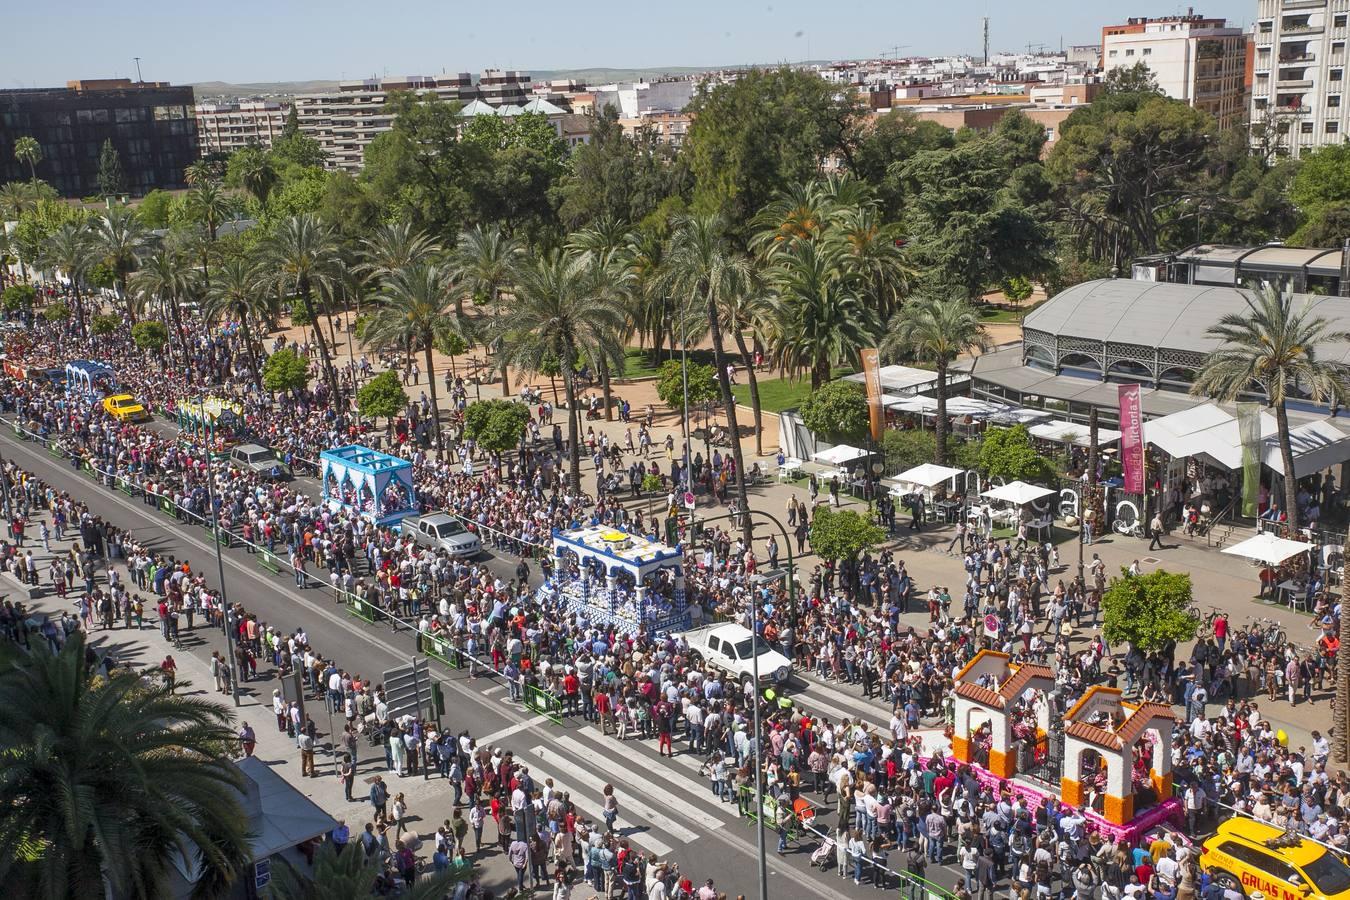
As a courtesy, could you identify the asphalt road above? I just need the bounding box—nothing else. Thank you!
[0,427,963,900]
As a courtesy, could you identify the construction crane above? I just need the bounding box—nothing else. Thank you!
[880,45,912,60]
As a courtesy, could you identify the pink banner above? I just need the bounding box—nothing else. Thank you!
[1119,384,1144,494]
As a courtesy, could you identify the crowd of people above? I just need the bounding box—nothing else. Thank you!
[0,297,1345,900]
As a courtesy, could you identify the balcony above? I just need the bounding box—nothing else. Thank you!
[1282,0,1327,8]
[1279,53,1317,63]
[1282,23,1325,35]
[1278,78,1315,88]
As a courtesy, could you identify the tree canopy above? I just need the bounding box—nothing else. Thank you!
[1102,568,1198,654]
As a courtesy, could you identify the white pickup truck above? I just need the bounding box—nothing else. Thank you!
[682,623,793,687]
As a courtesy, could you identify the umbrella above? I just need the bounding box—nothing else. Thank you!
[1220,532,1314,566]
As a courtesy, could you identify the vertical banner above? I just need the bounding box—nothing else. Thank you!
[1118,384,1144,494]
[861,348,884,443]
[1238,403,1262,518]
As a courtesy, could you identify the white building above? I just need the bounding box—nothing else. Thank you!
[589,79,697,118]
[194,100,288,155]
[1102,13,1248,129]
[1250,0,1350,157]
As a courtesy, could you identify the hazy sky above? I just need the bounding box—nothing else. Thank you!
[4,0,1258,87]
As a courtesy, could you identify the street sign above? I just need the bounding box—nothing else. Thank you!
[383,657,431,721]
[254,859,271,889]
[983,614,1000,638]
[683,491,695,509]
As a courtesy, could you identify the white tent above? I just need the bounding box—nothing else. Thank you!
[980,480,1057,505]
[1146,403,1350,477]
[1264,418,1350,478]
[812,444,868,466]
[1030,419,1122,447]
[893,463,965,488]
[1221,532,1315,566]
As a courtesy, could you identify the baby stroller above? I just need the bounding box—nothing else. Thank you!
[810,835,836,871]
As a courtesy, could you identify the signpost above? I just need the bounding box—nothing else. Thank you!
[983,614,1000,639]
[383,657,432,721]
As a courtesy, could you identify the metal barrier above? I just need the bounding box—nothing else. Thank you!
[422,632,463,669]
[256,550,281,576]
[523,683,562,725]
[346,592,376,624]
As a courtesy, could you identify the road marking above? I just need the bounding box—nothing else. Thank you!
[477,716,551,745]
[567,730,736,813]
[519,758,676,857]
[525,745,704,845]
[482,684,506,694]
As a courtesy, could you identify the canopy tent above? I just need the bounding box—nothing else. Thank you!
[1030,419,1122,447]
[885,394,1049,425]
[320,444,417,525]
[1221,532,1315,566]
[1145,402,1350,478]
[65,360,115,396]
[845,364,952,396]
[893,463,965,489]
[980,480,1057,506]
[812,444,868,466]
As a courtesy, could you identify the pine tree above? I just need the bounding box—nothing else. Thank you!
[97,139,126,198]
[282,105,299,139]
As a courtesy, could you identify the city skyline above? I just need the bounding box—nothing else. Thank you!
[6,0,1259,87]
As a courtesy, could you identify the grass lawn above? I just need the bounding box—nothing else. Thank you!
[978,299,1044,324]
[619,347,723,380]
[732,367,855,413]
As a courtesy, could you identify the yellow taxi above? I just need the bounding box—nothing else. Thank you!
[101,393,148,423]
[1201,818,1350,900]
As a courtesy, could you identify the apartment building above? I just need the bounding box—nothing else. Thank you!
[0,78,197,196]
[1102,13,1249,129]
[1250,0,1350,157]
[194,99,288,155]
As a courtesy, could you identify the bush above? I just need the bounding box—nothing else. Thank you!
[289,299,314,326]
[462,399,531,453]
[641,473,663,494]
[2,284,36,315]
[356,370,407,421]
[262,347,310,394]
[655,360,719,413]
[799,381,869,444]
[882,429,964,474]
[90,314,121,336]
[809,506,886,562]
[1102,569,1198,654]
[40,300,69,323]
[130,320,168,352]
[976,425,1056,484]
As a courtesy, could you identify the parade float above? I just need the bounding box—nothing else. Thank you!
[320,444,417,526]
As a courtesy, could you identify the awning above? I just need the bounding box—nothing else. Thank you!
[812,444,868,466]
[1030,419,1122,447]
[1145,403,1350,477]
[980,480,1057,505]
[1221,532,1315,566]
[1264,419,1350,479]
[893,463,965,488]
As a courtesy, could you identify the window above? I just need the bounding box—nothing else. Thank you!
[1302,120,1315,133]
[1328,121,1340,133]
[1126,48,1135,57]
[75,108,92,123]
[1338,14,1348,27]
[1260,21,1273,33]
[1332,95,1342,107]
[91,108,109,124]
[1143,48,1152,55]
[1108,49,1118,58]
[1336,69,1346,81]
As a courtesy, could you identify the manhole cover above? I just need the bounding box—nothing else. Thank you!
[1141,557,1160,564]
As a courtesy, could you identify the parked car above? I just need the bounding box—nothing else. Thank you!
[228,443,291,479]
[401,512,483,558]
[682,622,792,686]
[101,393,148,422]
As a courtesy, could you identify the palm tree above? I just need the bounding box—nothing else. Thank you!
[881,295,991,467]
[1,181,56,282]
[719,260,773,457]
[830,204,914,320]
[234,150,278,213]
[0,633,251,899]
[569,220,635,421]
[37,221,95,336]
[270,839,453,900]
[362,263,467,453]
[91,206,147,320]
[452,225,523,395]
[767,240,880,389]
[259,215,346,402]
[492,250,626,493]
[130,243,198,362]
[12,137,41,182]
[358,221,442,287]
[1192,286,1350,530]
[205,256,271,393]
[183,181,237,295]
[183,159,221,188]
[666,214,754,541]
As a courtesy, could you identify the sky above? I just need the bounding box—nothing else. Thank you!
[3,0,1259,87]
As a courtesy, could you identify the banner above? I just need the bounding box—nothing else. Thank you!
[1238,403,1262,518]
[861,348,884,443]
[1118,384,1144,494]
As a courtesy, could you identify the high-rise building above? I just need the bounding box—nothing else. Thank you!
[1101,13,1249,129]
[1250,0,1350,157]
[195,99,288,155]
[0,78,198,196]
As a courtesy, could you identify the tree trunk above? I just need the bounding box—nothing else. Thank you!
[561,353,583,495]
[300,278,340,404]
[732,328,763,457]
[707,289,752,545]
[71,280,87,338]
[1275,402,1301,530]
[811,360,829,391]
[423,340,442,457]
[1088,407,1099,488]
[600,355,613,421]
[241,314,264,396]
[934,359,949,467]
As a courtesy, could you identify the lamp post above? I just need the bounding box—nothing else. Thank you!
[199,409,239,707]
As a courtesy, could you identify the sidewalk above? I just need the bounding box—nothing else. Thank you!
[10,507,523,895]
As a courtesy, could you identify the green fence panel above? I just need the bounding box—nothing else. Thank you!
[48,442,63,459]
[346,594,375,624]
[424,633,461,668]
[158,497,177,519]
[256,550,281,576]
[522,683,562,725]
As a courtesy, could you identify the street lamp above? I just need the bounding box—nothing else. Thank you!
[198,407,239,707]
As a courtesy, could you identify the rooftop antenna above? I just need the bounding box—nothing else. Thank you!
[983,16,990,65]
[133,57,143,83]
